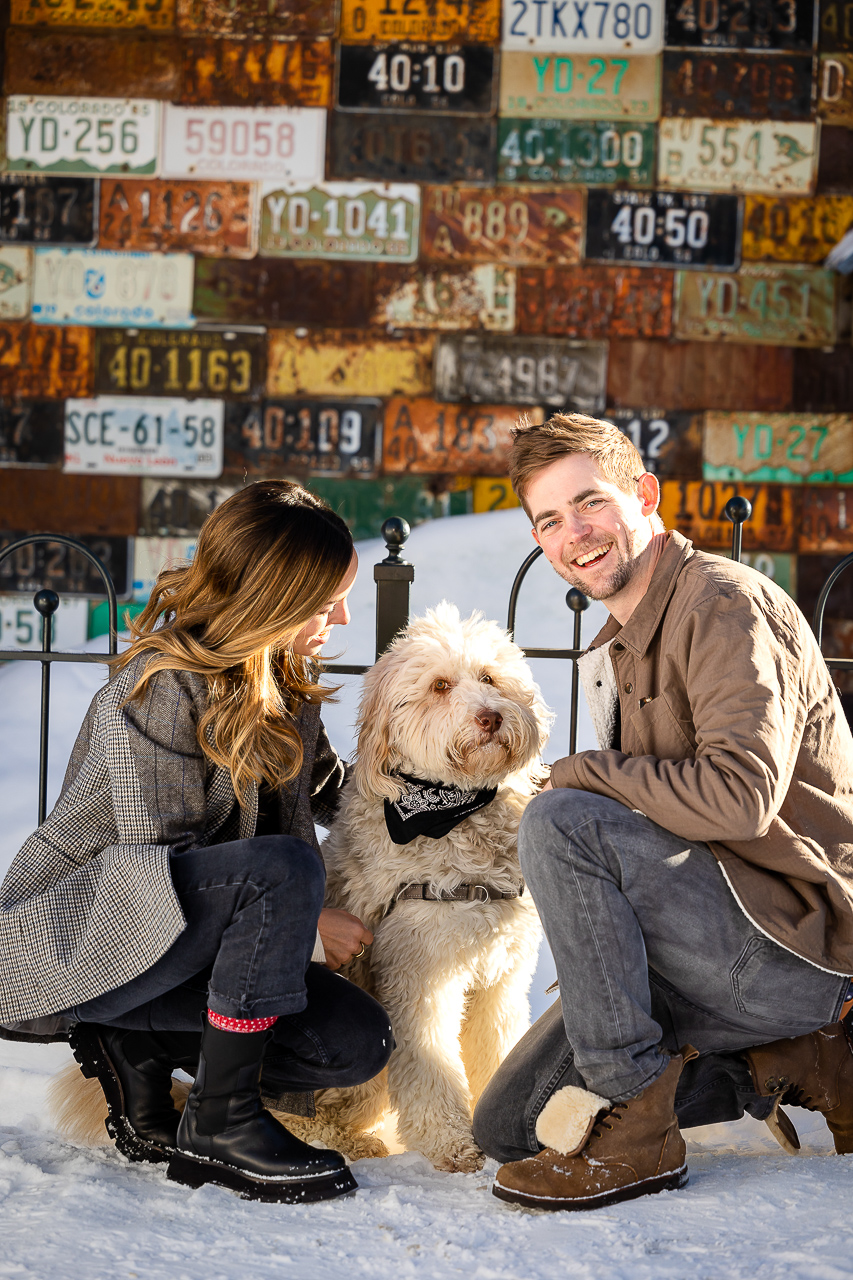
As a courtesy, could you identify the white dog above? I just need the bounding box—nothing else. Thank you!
[314,602,552,1172]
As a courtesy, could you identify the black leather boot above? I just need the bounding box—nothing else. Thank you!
[69,1023,200,1164]
[167,1018,357,1203]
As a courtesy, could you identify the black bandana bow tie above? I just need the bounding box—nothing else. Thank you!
[383,772,497,845]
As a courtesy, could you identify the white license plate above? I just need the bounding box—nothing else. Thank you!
[0,247,33,318]
[259,181,420,261]
[64,396,224,476]
[0,594,89,651]
[161,105,326,183]
[133,536,198,600]
[6,97,160,177]
[32,248,195,327]
[658,119,819,195]
[502,0,664,53]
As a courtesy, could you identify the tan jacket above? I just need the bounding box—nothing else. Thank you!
[551,531,853,975]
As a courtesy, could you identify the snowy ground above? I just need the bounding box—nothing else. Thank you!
[1,509,851,1279]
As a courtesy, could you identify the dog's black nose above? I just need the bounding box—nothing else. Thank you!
[475,710,503,734]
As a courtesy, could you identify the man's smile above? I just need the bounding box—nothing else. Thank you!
[573,542,614,568]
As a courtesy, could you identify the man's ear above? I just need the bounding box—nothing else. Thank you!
[531,526,542,547]
[637,472,660,517]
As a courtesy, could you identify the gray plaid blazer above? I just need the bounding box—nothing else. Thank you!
[0,654,345,1024]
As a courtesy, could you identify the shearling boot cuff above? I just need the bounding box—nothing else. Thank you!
[535,1085,611,1157]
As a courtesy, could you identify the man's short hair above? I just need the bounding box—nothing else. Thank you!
[510,413,646,519]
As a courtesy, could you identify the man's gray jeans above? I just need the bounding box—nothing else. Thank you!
[473,790,848,1163]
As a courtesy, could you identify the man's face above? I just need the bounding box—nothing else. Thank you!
[526,453,659,602]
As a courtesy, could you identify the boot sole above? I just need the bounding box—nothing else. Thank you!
[69,1025,175,1167]
[492,1165,689,1212]
[166,1150,358,1204]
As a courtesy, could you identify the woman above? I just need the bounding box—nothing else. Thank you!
[0,480,393,1204]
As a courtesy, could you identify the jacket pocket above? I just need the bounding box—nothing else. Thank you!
[628,694,694,760]
[731,935,842,1026]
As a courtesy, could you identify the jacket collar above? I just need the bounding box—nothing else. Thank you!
[588,531,695,658]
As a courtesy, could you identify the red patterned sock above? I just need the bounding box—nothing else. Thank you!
[207,1009,278,1034]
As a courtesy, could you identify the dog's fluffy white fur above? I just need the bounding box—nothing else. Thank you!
[314,602,552,1172]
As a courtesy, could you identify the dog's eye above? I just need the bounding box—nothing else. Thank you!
[480,674,494,684]
[433,679,450,693]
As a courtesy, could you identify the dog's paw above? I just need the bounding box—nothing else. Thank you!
[431,1141,486,1173]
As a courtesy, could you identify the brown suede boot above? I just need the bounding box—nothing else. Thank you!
[744,1022,853,1155]
[493,1049,696,1212]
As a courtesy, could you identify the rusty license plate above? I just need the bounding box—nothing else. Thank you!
[0,323,92,398]
[502,0,664,53]
[0,176,95,246]
[95,328,266,400]
[177,0,335,36]
[181,38,333,107]
[742,194,853,262]
[0,400,65,467]
[584,190,742,268]
[793,347,853,412]
[340,0,500,43]
[329,112,496,182]
[499,52,661,121]
[98,179,256,257]
[817,124,853,192]
[5,31,182,100]
[193,258,375,327]
[10,0,176,27]
[607,338,794,410]
[605,407,703,477]
[382,397,536,475]
[819,55,853,124]
[497,119,656,185]
[800,490,853,552]
[422,186,584,265]
[657,119,819,194]
[258,181,420,261]
[0,248,34,319]
[139,479,238,535]
[6,97,160,178]
[267,329,434,397]
[519,265,673,337]
[665,0,816,50]
[674,265,836,345]
[434,334,608,408]
[337,43,497,114]
[662,52,816,120]
[0,531,131,597]
[224,399,383,477]
[821,0,853,50]
[373,264,516,331]
[703,412,853,484]
[658,479,796,551]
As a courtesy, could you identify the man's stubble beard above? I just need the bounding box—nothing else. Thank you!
[555,534,643,602]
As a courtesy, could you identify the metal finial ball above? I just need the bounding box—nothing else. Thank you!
[566,588,590,613]
[381,516,410,548]
[33,589,60,617]
[725,496,752,525]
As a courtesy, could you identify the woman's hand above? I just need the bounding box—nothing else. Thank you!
[318,907,374,970]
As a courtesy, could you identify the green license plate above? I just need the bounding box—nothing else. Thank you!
[497,118,655,185]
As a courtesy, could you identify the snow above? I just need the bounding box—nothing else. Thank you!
[0,508,851,1279]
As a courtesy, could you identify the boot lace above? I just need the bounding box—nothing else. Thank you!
[591,1100,630,1138]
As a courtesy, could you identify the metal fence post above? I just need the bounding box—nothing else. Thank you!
[373,517,414,659]
[34,588,59,826]
[725,495,752,563]
[567,588,590,755]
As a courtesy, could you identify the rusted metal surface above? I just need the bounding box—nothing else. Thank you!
[703,412,853,484]
[98,179,256,257]
[328,113,496,183]
[382,397,538,475]
[337,43,497,114]
[0,530,131,597]
[434,334,608,408]
[10,0,176,28]
[0,176,96,247]
[258,181,420,261]
[0,471,139,536]
[373,264,516,331]
[818,55,853,125]
[503,0,664,53]
[519,266,673,337]
[180,37,333,107]
[0,400,65,467]
[742,194,853,262]
[5,30,181,99]
[657,118,819,194]
[497,119,655,184]
[95,328,266,400]
[661,52,815,120]
[193,258,375,327]
[0,247,33,319]
[422,186,584,266]
[816,125,853,193]
[665,0,816,50]
[340,0,500,44]
[605,407,703,476]
[176,0,335,36]
[800,492,853,552]
[820,0,853,51]
[223,399,383,477]
[7,97,160,178]
[606,338,794,410]
[792,347,853,411]
[674,265,836,346]
[267,329,435,397]
[584,189,742,269]
[499,52,661,120]
[139,479,238,536]
[33,248,195,328]
[658,479,797,551]
[0,323,92,399]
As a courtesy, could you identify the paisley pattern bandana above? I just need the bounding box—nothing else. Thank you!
[384,772,497,845]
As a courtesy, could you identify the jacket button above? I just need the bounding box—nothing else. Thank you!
[613,642,625,651]
[624,682,633,693]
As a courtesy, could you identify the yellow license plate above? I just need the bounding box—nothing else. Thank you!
[340,0,500,43]
[11,0,175,27]
[658,479,796,551]
[267,330,435,397]
[743,195,853,263]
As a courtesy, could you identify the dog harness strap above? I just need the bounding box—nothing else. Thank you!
[394,881,525,903]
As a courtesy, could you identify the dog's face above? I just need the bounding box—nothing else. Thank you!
[355,602,553,800]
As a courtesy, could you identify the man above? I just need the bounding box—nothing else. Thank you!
[473,413,853,1211]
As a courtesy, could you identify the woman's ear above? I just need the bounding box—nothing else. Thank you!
[353,656,404,802]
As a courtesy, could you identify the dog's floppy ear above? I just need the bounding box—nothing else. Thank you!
[353,651,405,803]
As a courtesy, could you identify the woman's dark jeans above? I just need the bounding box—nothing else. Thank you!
[69,835,394,1094]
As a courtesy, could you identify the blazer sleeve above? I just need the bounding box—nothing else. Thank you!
[309,718,349,830]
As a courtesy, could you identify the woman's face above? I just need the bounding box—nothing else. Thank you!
[291,551,359,657]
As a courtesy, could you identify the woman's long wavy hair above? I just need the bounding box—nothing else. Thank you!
[114,480,354,804]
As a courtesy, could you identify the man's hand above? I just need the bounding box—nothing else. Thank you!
[318,907,373,970]
[540,778,553,792]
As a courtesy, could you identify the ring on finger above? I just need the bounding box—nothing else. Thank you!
[356,942,366,958]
